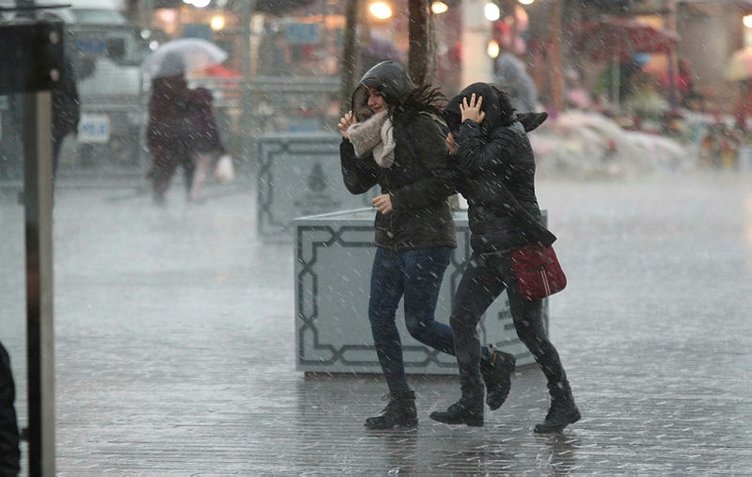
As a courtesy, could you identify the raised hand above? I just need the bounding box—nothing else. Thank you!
[338,111,356,139]
[460,93,485,124]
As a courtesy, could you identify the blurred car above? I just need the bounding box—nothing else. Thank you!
[1,0,151,173]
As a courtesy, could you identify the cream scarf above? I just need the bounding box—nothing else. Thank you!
[346,110,396,168]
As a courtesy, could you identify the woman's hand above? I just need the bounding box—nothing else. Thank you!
[372,193,393,214]
[460,93,485,124]
[338,111,356,139]
[446,132,459,155]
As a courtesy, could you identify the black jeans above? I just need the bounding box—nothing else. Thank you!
[450,252,569,402]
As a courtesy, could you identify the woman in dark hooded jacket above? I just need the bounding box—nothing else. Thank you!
[337,62,514,430]
[429,83,580,433]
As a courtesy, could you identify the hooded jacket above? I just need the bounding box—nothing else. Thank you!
[340,61,456,251]
[445,82,555,255]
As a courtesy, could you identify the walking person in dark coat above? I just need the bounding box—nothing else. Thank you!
[185,86,225,202]
[429,83,580,432]
[147,53,194,206]
[51,56,80,179]
[337,61,514,430]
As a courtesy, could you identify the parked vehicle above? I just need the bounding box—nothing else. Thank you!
[1,0,151,175]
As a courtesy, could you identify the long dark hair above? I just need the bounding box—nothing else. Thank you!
[393,84,447,117]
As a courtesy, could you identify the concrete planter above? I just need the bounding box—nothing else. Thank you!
[294,208,547,375]
[256,133,376,240]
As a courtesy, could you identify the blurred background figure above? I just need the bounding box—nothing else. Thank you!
[494,50,538,113]
[52,54,80,180]
[185,86,226,203]
[564,67,592,110]
[146,52,193,206]
[361,31,405,74]
[594,54,649,107]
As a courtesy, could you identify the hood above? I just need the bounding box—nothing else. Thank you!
[351,60,414,121]
[444,82,515,135]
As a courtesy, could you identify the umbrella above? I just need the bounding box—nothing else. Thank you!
[727,47,752,81]
[573,16,680,62]
[142,38,228,78]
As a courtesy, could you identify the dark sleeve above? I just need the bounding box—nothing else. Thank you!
[390,115,459,211]
[455,120,516,174]
[52,58,80,136]
[340,139,378,194]
[0,343,20,475]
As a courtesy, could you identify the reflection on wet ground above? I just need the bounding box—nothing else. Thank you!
[2,171,751,474]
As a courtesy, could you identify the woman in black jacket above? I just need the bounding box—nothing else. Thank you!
[337,62,514,430]
[429,83,580,432]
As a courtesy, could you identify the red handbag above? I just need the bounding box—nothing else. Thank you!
[510,245,567,301]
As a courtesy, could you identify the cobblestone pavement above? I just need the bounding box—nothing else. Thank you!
[1,171,751,475]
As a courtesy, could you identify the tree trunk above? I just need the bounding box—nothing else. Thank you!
[340,0,361,115]
[408,0,436,86]
[549,0,563,115]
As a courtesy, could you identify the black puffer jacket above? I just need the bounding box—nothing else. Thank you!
[0,343,20,475]
[340,61,456,251]
[445,82,554,255]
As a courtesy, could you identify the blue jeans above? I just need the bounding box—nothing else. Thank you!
[368,246,455,393]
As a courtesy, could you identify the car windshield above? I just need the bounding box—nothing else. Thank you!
[72,8,127,24]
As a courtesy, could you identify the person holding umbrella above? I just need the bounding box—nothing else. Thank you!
[144,40,228,205]
[336,61,516,430]
[429,83,580,432]
[146,52,194,205]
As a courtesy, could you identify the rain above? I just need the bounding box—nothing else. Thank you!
[1,0,752,474]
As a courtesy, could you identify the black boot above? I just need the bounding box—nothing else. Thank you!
[364,390,418,430]
[480,345,516,410]
[429,398,483,427]
[534,384,581,433]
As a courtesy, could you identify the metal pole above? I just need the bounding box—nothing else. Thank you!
[340,0,360,114]
[23,89,56,477]
[15,9,58,474]
[665,0,679,110]
[240,0,255,171]
[549,0,563,115]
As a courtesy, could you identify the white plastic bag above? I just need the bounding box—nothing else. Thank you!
[214,154,235,184]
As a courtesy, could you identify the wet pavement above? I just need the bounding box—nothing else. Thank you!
[2,170,752,474]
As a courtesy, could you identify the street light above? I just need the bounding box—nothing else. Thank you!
[431,1,449,14]
[485,2,500,21]
[210,14,225,31]
[369,1,393,21]
[487,39,500,58]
